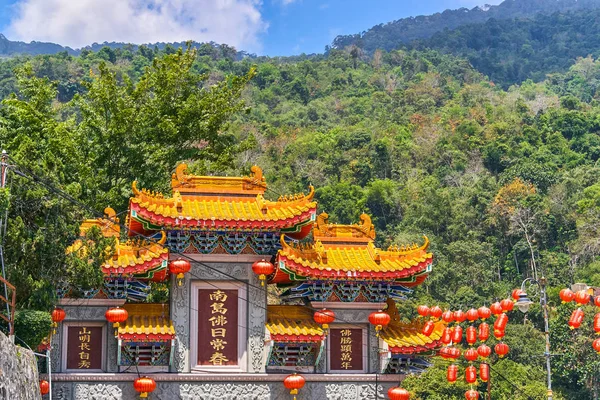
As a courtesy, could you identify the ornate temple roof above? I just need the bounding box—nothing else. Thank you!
[272,213,433,283]
[128,163,317,236]
[67,208,169,281]
[266,305,325,342]
[381,320,444,354]
[118,304,175,341]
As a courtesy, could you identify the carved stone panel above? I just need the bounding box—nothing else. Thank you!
[247,271,267,373]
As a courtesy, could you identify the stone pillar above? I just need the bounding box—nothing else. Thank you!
[247,270,267,372]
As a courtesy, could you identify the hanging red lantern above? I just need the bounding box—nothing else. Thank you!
[466,326,477,345]
[494,329,505,340]
[40,380,50,395]
[559,288,575,303]
[500,299,514,312]
[51,307,66,334]
[569,308,584,330]
[494,313,508,331]
[490,302,503,315]
[465,365,477,384]
[169,258,191,286]
[594,313,600,334]
[511,289,524,301]
[447,364,458,384]
[464,348,478,362]
[478,306,491,320]
[480,363,490,382]
[105,307,129,336]
[593,338,600,354]
[251,259,274,286]
[422,320,435,337]
[313,309,335,330]
[449,347,461,360]
[284,373,306,399]
[595,296,600,307]
[452,325,463,344]
[466,308,479,322]
[369,310,391,335]
[442,310,454,323]
[465,389,480,400]
[439,347,450,359]
[495,342,509,358]
[387,387,410,400]
[133,377,156,398]
[478,322,490,342]
[417,305,430,317]
[575,290,591,305]
[441,327,452,345]
[477,344,491,359]
[430,306,443,319]
[454,310,467,323]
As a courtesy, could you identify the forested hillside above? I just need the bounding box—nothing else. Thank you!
[332,0,600,53]
[2,44,600,397]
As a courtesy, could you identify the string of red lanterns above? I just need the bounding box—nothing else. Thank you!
[559,287,600,354]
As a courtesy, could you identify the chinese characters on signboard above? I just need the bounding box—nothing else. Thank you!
[66,326,102,370]
[197,289,238,366]
[329,328,363,371]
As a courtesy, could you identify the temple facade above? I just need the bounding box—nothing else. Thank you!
[43,165,437,400]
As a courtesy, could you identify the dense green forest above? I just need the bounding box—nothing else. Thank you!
[3,24,600,399]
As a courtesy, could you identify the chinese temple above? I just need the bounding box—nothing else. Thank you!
[44,164,436,400]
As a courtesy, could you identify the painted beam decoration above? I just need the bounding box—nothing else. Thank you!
[67,326,102,370]
[198,289,238,366]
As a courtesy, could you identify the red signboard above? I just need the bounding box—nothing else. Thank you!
[329,328,363,371]
[197,289,238,366]
[66,326,103,370]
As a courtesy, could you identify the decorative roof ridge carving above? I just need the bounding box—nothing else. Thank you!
[313,212,376,240]
[382,236,430,257]
[78,206,121,237]
[170,163,267,193]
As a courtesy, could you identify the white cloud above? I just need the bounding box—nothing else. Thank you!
[6,0,268,51]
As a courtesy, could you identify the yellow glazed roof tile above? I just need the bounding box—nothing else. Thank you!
[266,305,324,340]
[118,304,175,340]
[381,320,445,349]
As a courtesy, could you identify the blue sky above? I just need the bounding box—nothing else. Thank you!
[0,0,502,56]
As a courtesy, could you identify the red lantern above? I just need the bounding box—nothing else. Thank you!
[466,326,477,346]
[465,365,477,384]
[442,310,454,323]
[449,347,461,360]
[559,288,574,303]
[495,342,509,358]
[494,313,508,331]
[313,309,335,330]
[417,305,430,317]
[494,329,505,340]
[500,299,514,312]
[447,364,458,384]
[169,258,191,286]
[51,307,66,334]
[441,327,452,345]
[575,290,591,305]
[40,380,50,395]
[454,310,467,323]
[387,387,410,400]
[466,308,479,322]
[430,306,443,319]
[569,308,584,330]
[251,259,274,286]
[480,363,490,382]
[133,377,156,398]
[465,389,480,400]
[422,320,435,337]
[477,344,491,359]
[464,348,478,362]
[105,307,129,336]
[595,296,600,307]
[593,338,600,354]
[478,306,491,320]
[369,310,391,335]
[478,322,490,342]
[284,373,306,399]
[452,325,463,344]
[490,302,503,315]
[439,347,450,359]
[594,313,600,334]
[511,289,524,301]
